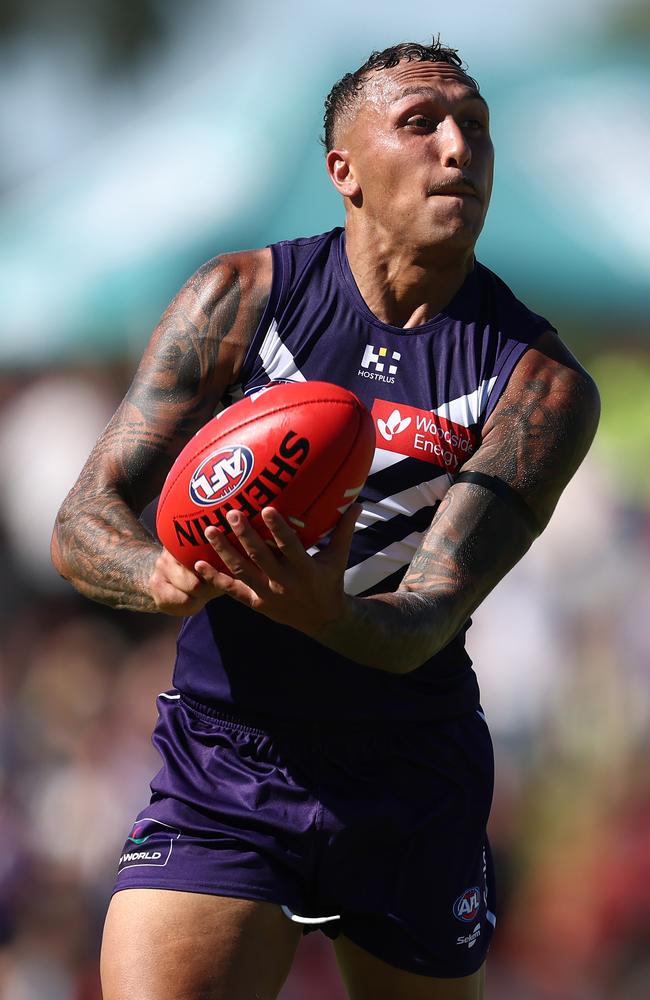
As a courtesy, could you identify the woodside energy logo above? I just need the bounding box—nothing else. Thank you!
[371,400,477,471]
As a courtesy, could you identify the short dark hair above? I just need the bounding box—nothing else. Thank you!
[322,38,479,150]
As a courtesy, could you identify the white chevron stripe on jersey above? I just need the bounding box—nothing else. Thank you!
[432,376,497,427]
[258,318,306,383]
[356,477,451,530]
[344,531,425,596]
[368,446,409,476]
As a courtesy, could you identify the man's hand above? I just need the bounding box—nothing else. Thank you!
[193,506,359,635]
[148,548,231,616]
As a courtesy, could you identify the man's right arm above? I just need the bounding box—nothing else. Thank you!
[51,249,272,613]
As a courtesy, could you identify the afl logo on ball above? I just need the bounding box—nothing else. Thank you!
[189,445,254,506]
[453,887,481,922]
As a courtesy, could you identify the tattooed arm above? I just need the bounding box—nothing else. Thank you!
[312,330,600,671]
[199,330,599,670]
[51,249,272,613]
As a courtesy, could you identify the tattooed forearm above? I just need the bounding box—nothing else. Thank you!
[315,483,531,672]
[52,489,161,611]
[314,334,600,674]
[400,492,460,592]
[52,249,272,611]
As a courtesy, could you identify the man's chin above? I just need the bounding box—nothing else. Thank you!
[417,220,482,256]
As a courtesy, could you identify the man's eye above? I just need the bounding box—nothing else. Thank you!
[406,116,435,130]
[461,119,485,131]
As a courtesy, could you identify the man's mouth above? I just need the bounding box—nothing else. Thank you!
[428,181,480,200]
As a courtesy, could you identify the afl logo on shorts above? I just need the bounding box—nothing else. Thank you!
[453,887,481,922]
[189,445,254,506]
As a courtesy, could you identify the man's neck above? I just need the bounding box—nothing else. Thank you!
[344,219,475,328]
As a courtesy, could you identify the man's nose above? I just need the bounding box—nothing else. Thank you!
[438,116,472,169]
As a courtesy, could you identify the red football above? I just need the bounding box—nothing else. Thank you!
[156,381,376,572]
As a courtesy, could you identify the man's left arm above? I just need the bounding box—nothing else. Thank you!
[198,331,600,672]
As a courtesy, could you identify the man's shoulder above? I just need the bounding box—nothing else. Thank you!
[190,228,342,299]
[189,247,273,302]
[166,248,275,381]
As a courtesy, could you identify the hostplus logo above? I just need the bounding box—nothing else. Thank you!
[358,344,401,384]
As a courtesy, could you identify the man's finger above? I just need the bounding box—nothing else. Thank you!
[260,507,305,560]
[225,511,281,575]
[194,561,259,609]
[320,503,360,565]
[193,559,236,590]
[203,526,267,588]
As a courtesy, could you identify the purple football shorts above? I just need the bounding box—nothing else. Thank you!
[113,691,496,978]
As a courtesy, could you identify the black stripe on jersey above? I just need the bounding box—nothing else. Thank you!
[347,505,437,569]
[362,457,451,503]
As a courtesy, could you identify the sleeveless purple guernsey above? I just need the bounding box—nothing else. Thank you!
[173,228,554,721]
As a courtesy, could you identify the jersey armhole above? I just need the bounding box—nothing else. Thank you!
[480,341,529,426]
[480,325,558,427]
[236,242,289,387]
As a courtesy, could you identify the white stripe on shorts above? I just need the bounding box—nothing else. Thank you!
[158,692,181,700]
[281,904,340,924]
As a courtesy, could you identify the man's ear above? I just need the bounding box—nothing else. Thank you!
[326,149,361,199]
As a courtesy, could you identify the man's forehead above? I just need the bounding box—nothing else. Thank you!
[364,61,485,107]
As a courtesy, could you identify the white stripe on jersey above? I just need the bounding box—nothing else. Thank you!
[432,376,497,427]
[259,318,306,383]
[355,477,450,530]
[367,446,408,476]
[344,530,426,595]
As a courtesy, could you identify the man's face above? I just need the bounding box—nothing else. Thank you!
[336,61,494,253]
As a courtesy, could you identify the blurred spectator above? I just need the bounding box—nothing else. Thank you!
[0,374,117,590]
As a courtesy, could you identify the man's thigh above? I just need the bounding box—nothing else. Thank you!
[335,935,485,1000]
[101,889,301,1000]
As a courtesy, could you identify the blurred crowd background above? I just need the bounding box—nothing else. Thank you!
[1,1,649,997]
